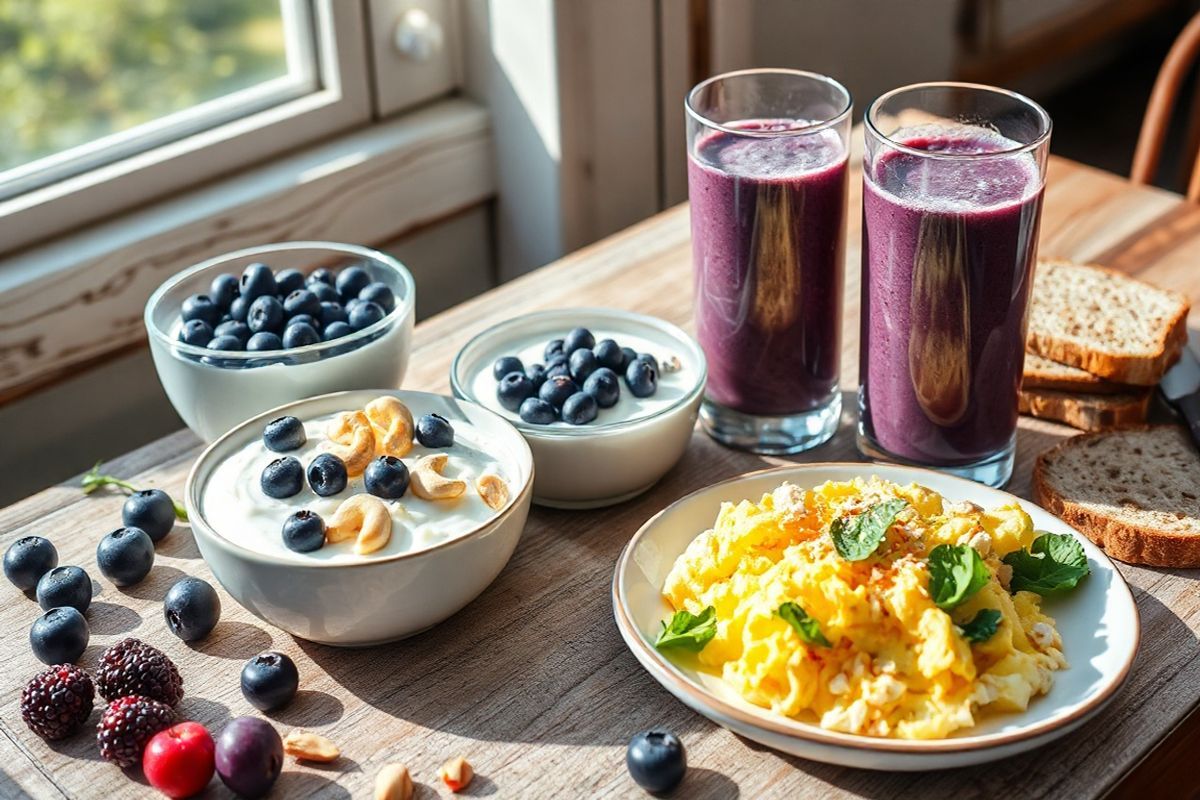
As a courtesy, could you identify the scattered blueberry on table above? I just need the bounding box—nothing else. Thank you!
[35,565,92,613]
[494,327,661,425]
[123,488,178,542]
[95,527,155,587]
[163,577,222,642]
[240,651,300,712]
[29,607,89,665]
[4,535,58,591]
[626,729,687,794]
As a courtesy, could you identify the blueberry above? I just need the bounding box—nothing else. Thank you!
[545,360,571,380]
[544,339,566,360]
[309,281,339,303]
[636,352,660,373]
[348,300,385,331]
[335,266,373,302]
[229,295,250,322]
[525,363,547,390]
[518,397,557,425]
[343,297,362,314]
[123,488,177,542]
[415,413,454,448]
[283,289,321,319]
[285,313,321,332]
[497,372,534,411]
[306,453,348,497]
[493,356,525,380]
[208,334,245,352]
[214,320,251,343]
[620,346,638,370]
[358,282,395,314]
[30,607,88,665]
[564,327,595,354]
[210,273,240,310]
[247,331,283,351]
[248,295,285,333]
[318,301,347,328]
[36,566,92,613]
[569,349,599,382]
[322,321,353,342]
[625,358,658,398]
[241,651,300,711]
[282,322,320,349]
[584,367,621,408]
[240,262,276,302]
[561,392,598,425]
[281,510,325,553]
[539,375,579,408]
[4,536,58,591]
[179,319,214,347]
[163,576,221,641]
[95,527,154,587]
[626,729,686,794]
[593,339,624,371]
[263,416,306,452]
[181,294,221,326]
[261,457,304,499]
[307,267,336,286]
[364,456,409,499]
[274,268,306,297]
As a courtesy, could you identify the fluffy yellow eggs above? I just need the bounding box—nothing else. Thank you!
[661,478,1068,739]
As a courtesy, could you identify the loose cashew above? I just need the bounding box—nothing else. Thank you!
[326,494,393,554]
[475,473,509,510]
[325,411,375,476]
[365,395,415,457]
[410,454,466,501]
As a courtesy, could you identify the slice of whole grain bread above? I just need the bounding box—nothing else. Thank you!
[1027,259,1190,386]
[1033,426,1200,566]
[1018,386,1151,432]
[1022,352,1125,394]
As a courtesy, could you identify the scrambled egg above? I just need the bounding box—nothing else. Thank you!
[662,478,1067,739]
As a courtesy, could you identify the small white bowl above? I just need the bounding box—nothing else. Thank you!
[186,389,533,646]
[612,462,1139,770]
[450,308,706,508]
[146,242,416,442]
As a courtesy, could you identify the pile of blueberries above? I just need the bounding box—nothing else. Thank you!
[258,413,455,553]
[177,262,397,360]
[494,327,659,425]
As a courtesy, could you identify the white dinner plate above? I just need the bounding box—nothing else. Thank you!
[611,462,1140,771]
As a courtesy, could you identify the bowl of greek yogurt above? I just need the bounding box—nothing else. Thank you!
[146,242,416,442]
[186,389,533,646]
[450,308,706,508]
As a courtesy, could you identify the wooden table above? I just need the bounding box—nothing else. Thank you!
[2,154,1199,799]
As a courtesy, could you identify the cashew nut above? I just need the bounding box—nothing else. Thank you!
[475,473,509,510]
[410,454,466,501]
[325,411,375,476]
[365,395,415,457]
[326,494,393,554]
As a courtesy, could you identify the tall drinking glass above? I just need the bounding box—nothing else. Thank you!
[686,69,851,454]
[858,82,1051,487]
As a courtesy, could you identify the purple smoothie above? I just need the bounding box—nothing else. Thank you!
[860,131,1043,465]
[688,119,848,416]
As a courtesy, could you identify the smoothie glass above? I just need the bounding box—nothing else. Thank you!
[858,82,1051,487]
[686,69,851,454]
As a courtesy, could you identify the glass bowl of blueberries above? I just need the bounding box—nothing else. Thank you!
[145,242,415,442]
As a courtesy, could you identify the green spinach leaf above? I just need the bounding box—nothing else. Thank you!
[776,602,831,647]
[830,499,907,561]
[928,544,990,610]
[959,608,1002,643]
[655,606,717,652]
[1002,532,1090,594]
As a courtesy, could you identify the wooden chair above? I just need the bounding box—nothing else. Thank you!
[1132,11,1200,200]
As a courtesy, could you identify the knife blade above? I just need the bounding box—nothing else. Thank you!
[1160,340,1200,450]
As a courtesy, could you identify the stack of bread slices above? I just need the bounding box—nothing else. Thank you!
[1020,258,1191,431]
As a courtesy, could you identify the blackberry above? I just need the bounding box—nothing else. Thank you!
[96,638,183,706]
[20,664,95,740]
[97,695,175,768]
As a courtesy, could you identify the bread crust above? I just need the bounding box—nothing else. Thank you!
[1022,358,1124,395]
[1018,387,1150,432]
[1027,259,1191,386]
[1033,426,1200,567]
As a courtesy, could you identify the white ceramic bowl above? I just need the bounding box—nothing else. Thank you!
[146,242,416,442]
[613,462,1139,770]
[450,308,706,509]
[186,389,533,646]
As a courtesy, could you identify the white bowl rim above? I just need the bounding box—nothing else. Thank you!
[612,460,1140,755]
[185,388,534,569]
[144,241,416,360]
[449,306,708,439]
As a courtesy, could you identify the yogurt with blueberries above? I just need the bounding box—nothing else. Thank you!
[202,402,514,564]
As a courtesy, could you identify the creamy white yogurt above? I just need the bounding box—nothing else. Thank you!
[202,410,512,563]
[469,328,698,428]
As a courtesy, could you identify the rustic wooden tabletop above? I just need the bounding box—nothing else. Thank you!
[1,154,1198,799]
